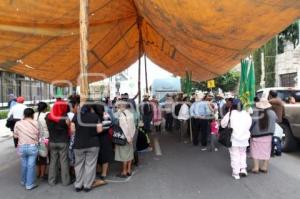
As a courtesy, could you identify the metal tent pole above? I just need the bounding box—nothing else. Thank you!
[79,0,89,103]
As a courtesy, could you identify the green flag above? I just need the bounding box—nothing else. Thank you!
[239,59,255,109]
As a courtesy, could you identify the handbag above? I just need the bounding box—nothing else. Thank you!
[6,115,17,131]
[38,138,48,157]
[218,111,233,148]
[112,112,127,146]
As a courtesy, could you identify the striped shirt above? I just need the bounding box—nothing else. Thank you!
[14,119,40,146]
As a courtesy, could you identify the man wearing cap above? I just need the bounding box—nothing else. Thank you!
[7,96,28,147]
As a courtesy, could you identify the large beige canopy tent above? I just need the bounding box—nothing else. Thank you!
[0,0,299,84]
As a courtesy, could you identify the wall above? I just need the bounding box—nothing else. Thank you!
[275,42,300,87]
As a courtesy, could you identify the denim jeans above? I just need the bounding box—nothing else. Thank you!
[19,144,38,189]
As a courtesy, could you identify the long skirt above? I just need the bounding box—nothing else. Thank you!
[115,143,134,162]
[250,135,272,160]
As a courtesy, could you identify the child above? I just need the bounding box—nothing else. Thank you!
[210,117,219,152]
[272,123,284,156]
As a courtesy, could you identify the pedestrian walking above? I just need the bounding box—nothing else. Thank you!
[8,93,17,110]
[151,96,162,133]
[71,104,106,192]
[250,99,277,173]
[221,99,252,180]
[34,102,49,180]
[178,96,190,139]
[7,96,27,147]
[46,99,70,186]
[14,108,39,190]
[210,116,219,152]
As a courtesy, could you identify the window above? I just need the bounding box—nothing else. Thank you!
[277,90,300,103]
[280,72,297,87]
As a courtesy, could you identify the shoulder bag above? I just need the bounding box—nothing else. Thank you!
[218,111,233,148]
[112,112,127,146]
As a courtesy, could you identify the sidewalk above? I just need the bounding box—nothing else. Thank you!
[0,119,12,142]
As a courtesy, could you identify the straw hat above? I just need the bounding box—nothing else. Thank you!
[256,99,272,109]
[216,93,225,98]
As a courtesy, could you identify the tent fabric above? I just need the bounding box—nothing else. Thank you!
[0,0,299,84]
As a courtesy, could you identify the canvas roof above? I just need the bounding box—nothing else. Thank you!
[0,0,299,84]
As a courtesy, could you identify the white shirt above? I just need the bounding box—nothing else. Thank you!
[119,109,136,143]
[7,103,27,119]
[221,110,252,147]
[178,103,190,120]
[34,112,49,139]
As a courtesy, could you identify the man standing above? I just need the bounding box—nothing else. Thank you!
[7,96,27,147]
[190,94,212,150]
[140,94,153,134]
[164,94,174,132]
[268,90,285,123]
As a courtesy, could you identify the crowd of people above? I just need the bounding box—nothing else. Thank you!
[7,89,286,191]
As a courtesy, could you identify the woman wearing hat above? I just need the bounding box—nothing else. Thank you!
[250,99,277,173]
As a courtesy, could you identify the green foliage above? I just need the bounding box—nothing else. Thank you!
[0,111,8,119]
[187,71,240,92]
[253,48,262,90]
[264,38,276,87]
[278,22,299,54]
[215,71,240,92]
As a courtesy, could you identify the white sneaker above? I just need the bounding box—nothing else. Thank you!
[232,174,240,180]
[201,147,208,151]
[240,169,248,177]
[214,148,219,152]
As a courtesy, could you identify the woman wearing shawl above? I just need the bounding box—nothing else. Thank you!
[46,98,71,186]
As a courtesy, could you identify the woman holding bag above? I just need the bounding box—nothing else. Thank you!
[14,108,40,190]
[221,99,252,180]
[34,102,49,180]
[115,100,136,178]
[250,99,277,173]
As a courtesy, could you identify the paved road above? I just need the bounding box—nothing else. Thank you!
[0,132,299,199]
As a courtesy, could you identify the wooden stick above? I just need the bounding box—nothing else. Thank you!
[79,0,89,103]
[144,54,148,94]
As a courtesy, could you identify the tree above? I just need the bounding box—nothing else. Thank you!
[278,22,299,53]
[183,71,240,93]
[253,48,262,90]
[264,38,276,87]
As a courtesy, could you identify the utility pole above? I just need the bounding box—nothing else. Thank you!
[79,0,89,103]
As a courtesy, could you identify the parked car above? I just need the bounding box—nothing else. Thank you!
[256,87,300,152]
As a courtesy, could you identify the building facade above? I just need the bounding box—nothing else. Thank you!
[275,42,300,87]
[0,70,61,107]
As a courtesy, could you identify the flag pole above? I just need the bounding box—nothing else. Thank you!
[79,0,89,104]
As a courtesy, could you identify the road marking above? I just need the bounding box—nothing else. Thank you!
[153,136,162,156]
[105,170,137,183]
